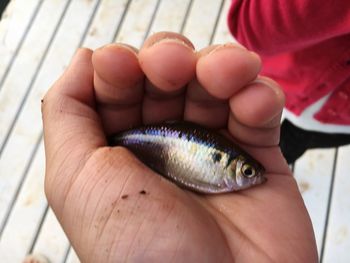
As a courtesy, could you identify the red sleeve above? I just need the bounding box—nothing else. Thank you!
[228,0,350,55]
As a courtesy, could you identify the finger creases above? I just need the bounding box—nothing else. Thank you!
[184,78,229,129]
[92,43,145,134]
[226,76,284,147]
[42,48,106,179]
[139,32,197,124]
[139,32,197,92]
[228,112,281,147]
[229,77,285,128]
[92,43,144,105]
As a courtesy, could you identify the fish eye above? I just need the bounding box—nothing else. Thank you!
[241,163,256,178]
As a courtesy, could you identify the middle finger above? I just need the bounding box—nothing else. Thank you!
[138,32,197,124]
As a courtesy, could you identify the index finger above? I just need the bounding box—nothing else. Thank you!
[42,49,106,174]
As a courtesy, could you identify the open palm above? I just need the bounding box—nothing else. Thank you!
[42,32,318,262]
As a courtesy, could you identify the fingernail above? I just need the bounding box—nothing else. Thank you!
[249,50,260,60]
[148,37,194,51]
[249,78,283,97]
[95,43,138,57]
[71,48,84,63]
[69,48,91,67]
[206,43,247,56]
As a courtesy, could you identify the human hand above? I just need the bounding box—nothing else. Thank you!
[42,32,318,262]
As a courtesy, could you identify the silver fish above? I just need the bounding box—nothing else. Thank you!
[109,121,266,194]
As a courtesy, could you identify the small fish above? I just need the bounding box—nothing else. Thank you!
[109,121,266,194]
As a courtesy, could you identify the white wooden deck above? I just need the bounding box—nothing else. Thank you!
[0,0,349,262]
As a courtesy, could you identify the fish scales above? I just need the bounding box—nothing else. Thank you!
[109,122,266,194]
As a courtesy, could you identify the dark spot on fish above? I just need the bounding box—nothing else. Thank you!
[139,190,147,195]
[142,130,146,135]
[226,155,235,168]
[212,152,222,163]
[186,133,191,140]
[121,194,128,199]
[178,131,183,138]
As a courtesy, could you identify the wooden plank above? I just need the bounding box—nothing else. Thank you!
[116,0,159,47]
[32,209,70,263]
[83,0,129,50]
[293,148,336,255]
[182,0,224,49]
[148,0,190,33]
[0,0,70,150]
[0,0,42,84]
[0,0,100,245]
[0,141,46,263]
[212,0,235,44]
[65,247,80,263]
[322,145,350,263]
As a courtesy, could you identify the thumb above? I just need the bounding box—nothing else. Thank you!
[42,48,106,205]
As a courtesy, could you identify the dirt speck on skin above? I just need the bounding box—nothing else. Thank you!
[41,99,44,103]
[139,190,147,195]
[298,181,310,194]
[121,194,128,199]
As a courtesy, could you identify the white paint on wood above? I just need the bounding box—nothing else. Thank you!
[32,209,69,263]
[149,0,190,34]
[322,145,350,263]
[0,0,41,81]
[0,141,46,263]
[0,0,100,251]
[182,0,223,49]
[65,247,81,263]
[116,0,158,47]
[83,0,129,50]
[294,148,336,255]
[0,0,70,147]
[212,0,236,44]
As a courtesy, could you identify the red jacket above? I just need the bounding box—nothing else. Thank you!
[228,0,350,125]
